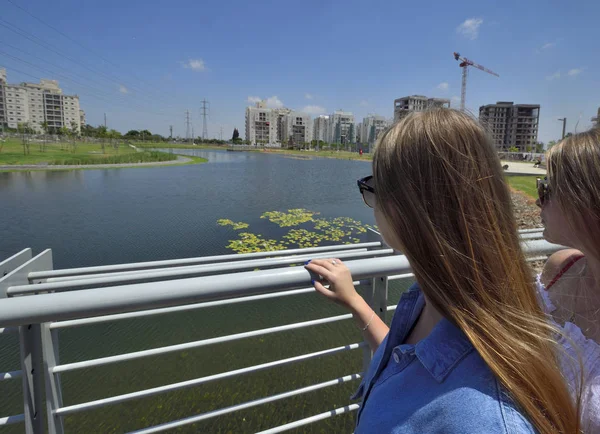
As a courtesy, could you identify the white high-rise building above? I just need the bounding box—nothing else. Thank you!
[360,115,389,147]
[313,115,329,142]
[282,112,312,146]
[393,95,450,121]
[327,110,355,144]
[0,68,82,133]
[245,101,311,146]
[245,103,278,145]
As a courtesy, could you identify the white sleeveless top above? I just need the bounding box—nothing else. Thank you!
[536,275,600,432]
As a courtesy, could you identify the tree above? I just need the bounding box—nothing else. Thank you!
[546,140,557,150]
[96,125,108,153]
[508,146,519,153]
[232,128,240,141]
[17,122,31,155]
[139,130,152,142]
[535,142,544,153]
[125,130,140,138]
[40,121,49,152]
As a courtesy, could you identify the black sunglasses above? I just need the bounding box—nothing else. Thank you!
[357,175,376,208]
[536,177,550,205]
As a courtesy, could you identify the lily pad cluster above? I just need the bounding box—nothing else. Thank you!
[218,209,377,254]
[225,232,285,253]
[260,209,317,227]
[217,219,250,230]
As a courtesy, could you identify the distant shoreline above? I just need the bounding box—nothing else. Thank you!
[0,154,207,172]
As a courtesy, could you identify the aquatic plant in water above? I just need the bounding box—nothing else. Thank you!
[218,209,377,253]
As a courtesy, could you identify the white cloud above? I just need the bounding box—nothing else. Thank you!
[246,95,285,108]
[437,82,449,91]
[304,93,313,100]
[359,100,369,107]
[119,85,129,94]
[302,105,326,115]
[182,58,206,71]
[265,96,284,108]
[541,42,555,50]
[546,71,561,81]
[567,68,583,77]
[456,18,483,40]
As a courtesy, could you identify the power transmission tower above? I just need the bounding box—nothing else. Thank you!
[185,110,191,143]
[192,126,195,144]
[169,125,173,138]
[104,113,107,128]
[220,126,223,141]
[200,99,209,141]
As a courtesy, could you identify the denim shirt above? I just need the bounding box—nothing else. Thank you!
[353,283,536,433]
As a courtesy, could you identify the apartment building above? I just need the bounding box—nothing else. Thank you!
[313,115,329,142]
[360,115,389,146]
[479,101,540,151]
[79,109,86,127]
[244,101,311,146]
[592,107,599,127]
[0,68,82,133]
[327,110,355,144]
[282,112,312,146]
[245,102,278,144]
[393,95,450,121]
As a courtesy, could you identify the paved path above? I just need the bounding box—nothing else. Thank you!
[500,160,546,175]
[0,155,192,171]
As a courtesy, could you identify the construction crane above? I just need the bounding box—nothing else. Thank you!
[453,52,499,111]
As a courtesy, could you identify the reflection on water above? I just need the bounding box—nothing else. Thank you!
[0,151,400,432]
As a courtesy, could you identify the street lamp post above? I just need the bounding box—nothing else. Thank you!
[557,118,567,140]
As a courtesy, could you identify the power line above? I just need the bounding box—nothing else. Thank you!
[0,45,183,119]
[1,64,176,120]
[200,99,209,141]
[6,0,160,95]
[0,18,171,108]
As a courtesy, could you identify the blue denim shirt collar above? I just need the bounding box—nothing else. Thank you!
[395,283,474,383]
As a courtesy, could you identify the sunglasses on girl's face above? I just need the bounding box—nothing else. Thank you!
[536,177,550,205]
[357,175,376,208]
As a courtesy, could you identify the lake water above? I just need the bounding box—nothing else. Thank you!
[0,150,411,433]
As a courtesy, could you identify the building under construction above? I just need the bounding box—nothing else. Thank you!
[479,101,540,151]
[393,95,450,121]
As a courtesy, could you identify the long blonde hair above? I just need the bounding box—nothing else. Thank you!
[373,108,580,433]
[547,128,600,259]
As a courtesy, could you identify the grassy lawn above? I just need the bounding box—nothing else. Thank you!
[261,148,372,161]
[506,175,538,199]
[0,138,181,166]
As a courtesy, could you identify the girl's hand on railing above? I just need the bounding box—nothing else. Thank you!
[304,258,362,311]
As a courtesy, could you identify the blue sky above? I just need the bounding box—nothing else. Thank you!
[1,0,598,143]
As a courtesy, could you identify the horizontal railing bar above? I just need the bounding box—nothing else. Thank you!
[50,280,365,329]
[55,342,365,416]
[0,242,563,327]
[520,232,546,240]
[0,327,18,335]
[0,414,25,425]
[11,249,394,295]
[256,404,360,434]
[0,370,22,381]
[387,305,397,311]
[28,242,383,281]
[53,313,355,373]
[518,228,544,234]
[127,374,361,434]
[388,273,414,281]
[44,248,370,283]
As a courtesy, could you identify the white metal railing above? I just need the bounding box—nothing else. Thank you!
[0,228,560,433]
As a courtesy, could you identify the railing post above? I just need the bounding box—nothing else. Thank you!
[41,324,64,434]
[19,323,44,434]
